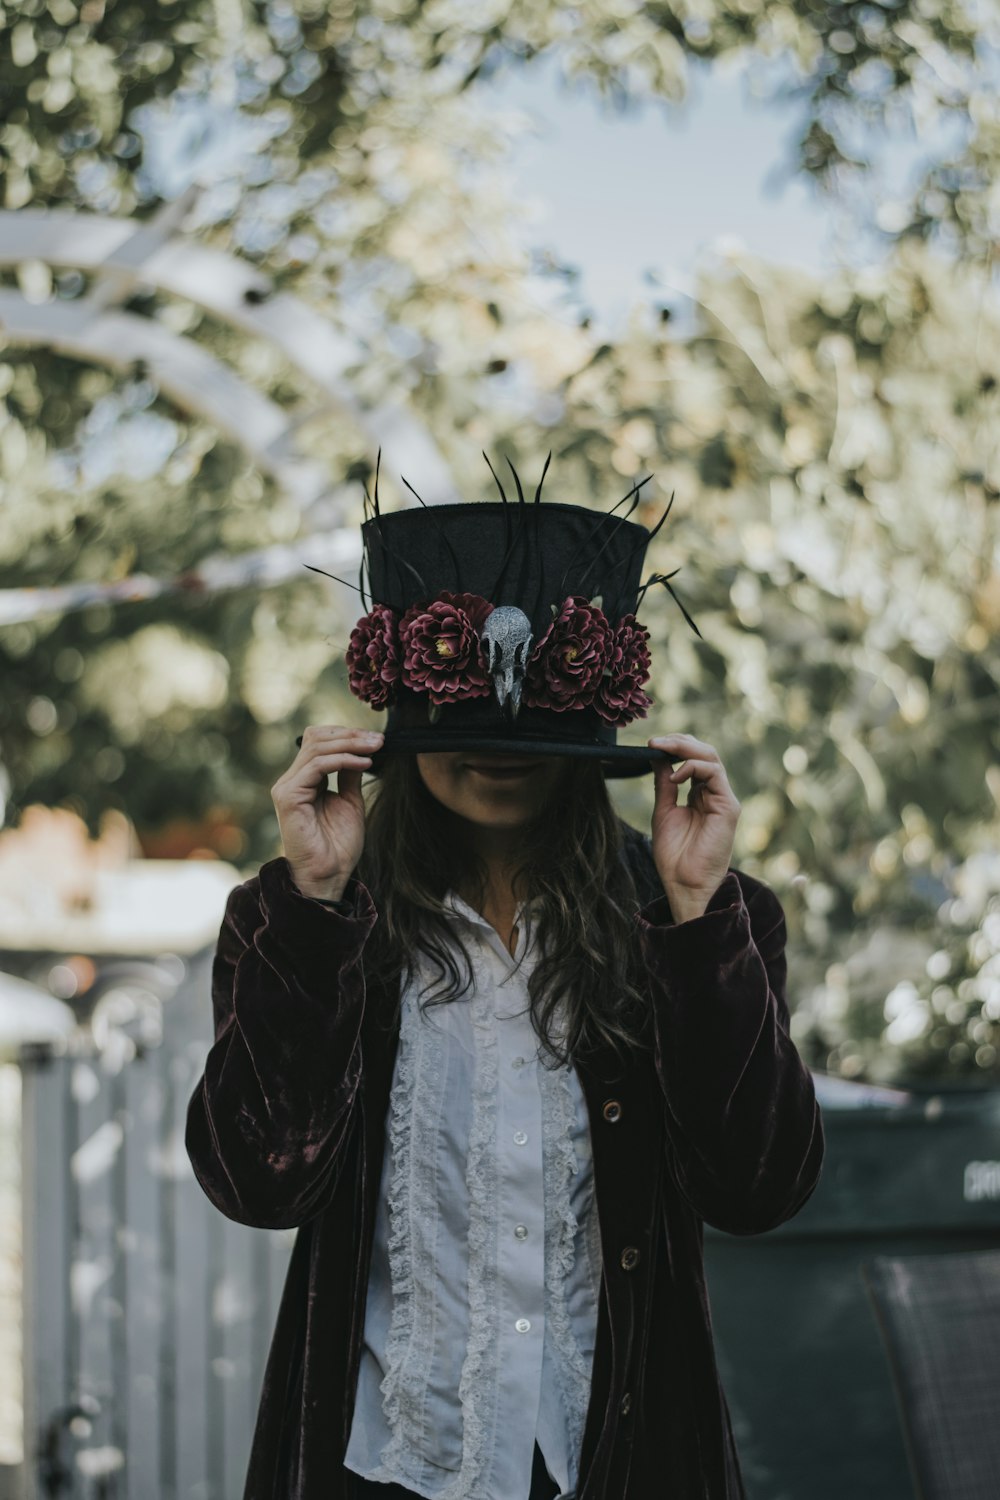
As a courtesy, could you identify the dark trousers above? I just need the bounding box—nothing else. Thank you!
[347,1440,561,1498]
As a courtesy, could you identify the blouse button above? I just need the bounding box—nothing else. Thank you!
[603,1099,623,1123]
[513,1130,528,1146]
[620,1246,640,1271]
[515,1318,531,1333]
[514,1224,528,1240]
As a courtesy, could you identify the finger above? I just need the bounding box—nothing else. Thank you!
[295,727,383,750]
[282,735,382,779]
[649,733,721,762]
[273,752,374,798]
[668,758,734,798]
[645,746,678,766]
[302,752,375,775]
[302,735,382,758]
[305,726,381,738]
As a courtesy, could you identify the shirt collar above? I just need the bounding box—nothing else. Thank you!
[442,890,539,930]
[442,890,540,972]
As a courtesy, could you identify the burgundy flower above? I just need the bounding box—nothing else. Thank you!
[594,614,652,725]
[346,603,400,710]
[399,591,493,705]
[523,595,611,712]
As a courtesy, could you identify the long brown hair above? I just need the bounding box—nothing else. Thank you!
[356,755,655,1069]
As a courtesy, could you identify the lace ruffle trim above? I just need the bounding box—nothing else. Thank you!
[375,973,446,1486]
[449,956,502,1498]
[374,955,503,1500]
[540,1058,599,1476]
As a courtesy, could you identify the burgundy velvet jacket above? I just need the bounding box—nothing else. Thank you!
[185,830,824,1500]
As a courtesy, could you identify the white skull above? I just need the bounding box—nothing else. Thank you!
[481,605,533,718]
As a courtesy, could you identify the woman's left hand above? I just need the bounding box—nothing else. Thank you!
[648,733,742,923]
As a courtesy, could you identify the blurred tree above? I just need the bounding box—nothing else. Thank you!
[0,0,998,1085]
[559,245,1000,1089]
[1,0,994,265]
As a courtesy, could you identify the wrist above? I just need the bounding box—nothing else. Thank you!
[655,872,716,924]
[667,891,710,924]
[290,870,349,904]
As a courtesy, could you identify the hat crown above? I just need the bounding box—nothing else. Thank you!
[362,501,651,634]
[337,464,696,776]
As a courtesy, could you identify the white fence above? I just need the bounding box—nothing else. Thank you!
[17,945,292,1500]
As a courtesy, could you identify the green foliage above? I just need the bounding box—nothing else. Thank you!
[1,0,998,1087]
[588,247,1000,1088]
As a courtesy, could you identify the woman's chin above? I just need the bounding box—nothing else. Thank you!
[415,750,570,830]
[458,795,541,830]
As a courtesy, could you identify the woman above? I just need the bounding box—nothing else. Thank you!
[186,472,824,1499]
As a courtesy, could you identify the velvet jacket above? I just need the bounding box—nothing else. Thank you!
[184,829,825,1500]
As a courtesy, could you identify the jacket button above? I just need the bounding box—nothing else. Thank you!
[620,1246,640,1271]
[620,1391,632,1416]
[602,1099,622,1123]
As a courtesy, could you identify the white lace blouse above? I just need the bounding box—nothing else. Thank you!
[343,890,603,1500]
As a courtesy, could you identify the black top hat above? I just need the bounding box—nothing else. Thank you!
[321,456,700,777]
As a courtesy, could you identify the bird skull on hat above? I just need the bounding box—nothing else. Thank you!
[481,605,533,718]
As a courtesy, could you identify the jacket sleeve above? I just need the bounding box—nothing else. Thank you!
[184,855,378,1230]
[638,870,824,1236]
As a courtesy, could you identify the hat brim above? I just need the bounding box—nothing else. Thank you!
[367,730,678,779]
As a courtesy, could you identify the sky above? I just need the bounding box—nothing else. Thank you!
[471,49,975,337]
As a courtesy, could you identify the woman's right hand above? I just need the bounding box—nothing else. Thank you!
[271,725,384,902]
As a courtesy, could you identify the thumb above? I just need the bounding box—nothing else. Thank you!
[651,759,679,814]
[337,767,365,810]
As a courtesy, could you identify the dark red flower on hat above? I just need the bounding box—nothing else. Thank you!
[399,591,494,705]
[346,603,400,710]
[523,595,611,712]
[594,614,652,725]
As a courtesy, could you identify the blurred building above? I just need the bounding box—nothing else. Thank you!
[0,806,242,1495]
